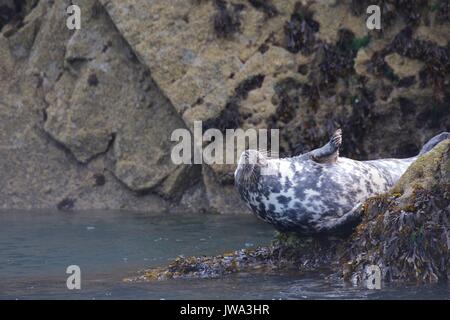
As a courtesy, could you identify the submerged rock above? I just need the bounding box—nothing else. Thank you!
[131,247,278,281]
[130,233,346,282]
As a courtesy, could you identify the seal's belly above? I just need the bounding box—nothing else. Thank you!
[245,157,412,232]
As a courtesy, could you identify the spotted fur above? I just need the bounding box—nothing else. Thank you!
[235,131,450,235]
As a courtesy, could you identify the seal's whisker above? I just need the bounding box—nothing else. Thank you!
[256,149,279,159]
[248,167,258,186]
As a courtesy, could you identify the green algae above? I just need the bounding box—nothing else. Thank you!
[351,36,370,51]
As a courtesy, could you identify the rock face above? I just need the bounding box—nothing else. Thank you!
[0,0,198,210]
[0,0,449,212]
[344,140,449,284]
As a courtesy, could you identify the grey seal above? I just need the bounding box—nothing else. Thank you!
[234,130,450,235]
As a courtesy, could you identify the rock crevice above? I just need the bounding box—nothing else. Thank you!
[0,0,449,213]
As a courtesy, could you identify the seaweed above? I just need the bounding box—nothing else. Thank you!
[234,74,265,99]
[349,2,449,101]
[139,247,278,280]
[340,86,377,158]
[351,36,371,51]
[248,0,278,18]
[344,142,450,284]
[267,77,324,157]
[0,0,40,34]
[350,0,430,26]
[57,198,76,211]
[297,64,308,75]
[366,51,398,81]
[203,74,265,132]
[0,0,26,33]
[398,97,417,115]
[416,93,450,129]
[346,188,449,284]
[91,1,103,18]
[87,73,99,87]
[269,29,369,156]
[258,43,269,54]
[272,78,301,124]
[349,0,368,16]
[0,5,16,31]
[394,0,429,25]
[284,2,319,55]
[130,145,450,283]
[134,234,345,281]
[315,29,358,87]
[213,0,242,38]
[388,27,450,101]
[397,75,417,88]
[435,0,450,23]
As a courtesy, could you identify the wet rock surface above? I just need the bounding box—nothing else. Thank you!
[129,233,346,281]
[134,141,449,284]
[0,0,449,213]
[344,140,449,284]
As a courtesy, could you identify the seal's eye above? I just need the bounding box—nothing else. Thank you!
[238,150,267,170]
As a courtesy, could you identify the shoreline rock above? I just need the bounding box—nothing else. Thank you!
[126,235,346,282]
[1,0,449,213]
[344,140,449,284]
[131,141,449,285]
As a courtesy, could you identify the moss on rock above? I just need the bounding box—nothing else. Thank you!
[343,140,449,284]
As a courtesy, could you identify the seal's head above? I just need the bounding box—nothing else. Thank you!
[234,150,268,189]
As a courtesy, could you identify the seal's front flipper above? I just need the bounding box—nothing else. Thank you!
[317,202,363,236]
[310,129,342,164]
